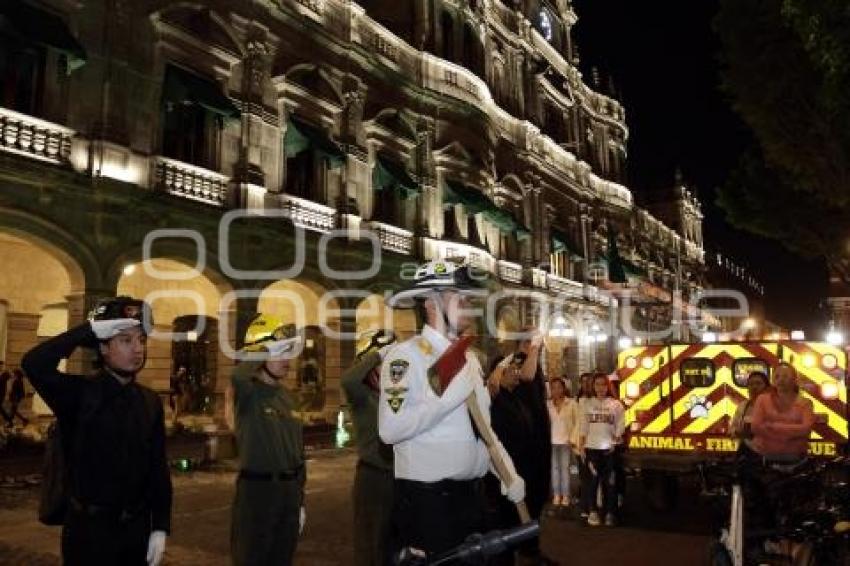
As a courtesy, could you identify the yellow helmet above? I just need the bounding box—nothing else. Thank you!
[242,314,297,352]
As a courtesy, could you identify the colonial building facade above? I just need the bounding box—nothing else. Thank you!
[0,0,710,426]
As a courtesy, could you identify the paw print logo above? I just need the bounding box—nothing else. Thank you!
[685,395,713,419]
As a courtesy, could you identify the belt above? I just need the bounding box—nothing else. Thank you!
[357,459,393,474]
[396,477,480,494]
[69,498,147,523]
[238,466,304,482]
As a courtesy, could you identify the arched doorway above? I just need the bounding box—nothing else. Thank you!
[259,278,338,421]
[117,258,231,422]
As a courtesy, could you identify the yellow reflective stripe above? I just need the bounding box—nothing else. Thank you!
[803,392,848,440]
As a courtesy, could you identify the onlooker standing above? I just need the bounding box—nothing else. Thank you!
[0,361,11,426]
[573,373,594,518]
[578,373,624,527]
[169,365,187,422]
[547,377,577,507]
[8,368,29,427]
[730,371,769,458]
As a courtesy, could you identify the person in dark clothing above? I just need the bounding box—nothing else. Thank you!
[507,330,552,519]
[487,330,555,565]
[169,365,186,421]
[0,361,12,426]
[21,296,171,566]
[488,353,541,565]
[8,368,29,426]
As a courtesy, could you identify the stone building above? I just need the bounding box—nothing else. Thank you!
[0,0,711,426]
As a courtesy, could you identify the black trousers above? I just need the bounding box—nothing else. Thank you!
[61,508,150,566]
[585,449,616,516]
[393,478,485,561]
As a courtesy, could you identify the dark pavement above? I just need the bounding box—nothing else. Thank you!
[0,449,719,565]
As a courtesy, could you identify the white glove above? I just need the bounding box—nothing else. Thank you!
[146,530,166,566]
[501,475,526,503]
[90,318,140,340]
[490,442,525,503]
[377,343,395,361]
[299,506,306,535]
[265,337,300,359]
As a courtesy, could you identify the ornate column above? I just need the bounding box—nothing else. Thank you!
[579,203,592,286]
[233,39,272,205]
[339,81,368,215]
[415,118,436,250]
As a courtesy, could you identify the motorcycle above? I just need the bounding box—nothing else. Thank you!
[709,456,850,566]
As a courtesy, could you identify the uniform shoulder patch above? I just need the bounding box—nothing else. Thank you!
[388,359,410,384]
[384,386,408,413]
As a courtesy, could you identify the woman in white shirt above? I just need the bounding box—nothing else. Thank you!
[547,377,577,507]
[578,373,625,527]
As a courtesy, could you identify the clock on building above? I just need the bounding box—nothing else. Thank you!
[539,9,553,42]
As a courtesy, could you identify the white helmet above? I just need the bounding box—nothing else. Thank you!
[386,259,487,309]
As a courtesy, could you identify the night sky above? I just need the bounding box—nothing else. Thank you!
[572,0,828,334]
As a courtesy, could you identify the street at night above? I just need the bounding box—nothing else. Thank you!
[1,449,718,565]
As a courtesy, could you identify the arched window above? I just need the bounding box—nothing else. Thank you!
[441,11,454,60]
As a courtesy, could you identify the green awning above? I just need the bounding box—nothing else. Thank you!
[162,64,241,120]
[0,1,87,73]
[443,181,491,214]
[373,156,419,199]
[551,228,582,258]
[284,116,345,168]
[482,207,530,240]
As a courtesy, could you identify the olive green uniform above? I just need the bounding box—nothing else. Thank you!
[342,351,395,566]
[230,361,305,566]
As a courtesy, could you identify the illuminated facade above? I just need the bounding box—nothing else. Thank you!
[0,0,707,426]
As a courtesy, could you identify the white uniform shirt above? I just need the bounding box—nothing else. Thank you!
[579,397,625,451]
[378,325,491,482]
[548,398,577,446]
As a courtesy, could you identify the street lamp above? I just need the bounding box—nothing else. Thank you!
[790,330,805,341]
[827,329,844,346]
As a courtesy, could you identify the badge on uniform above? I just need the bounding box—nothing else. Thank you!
[385,386,408,413]
[389,359,409,384]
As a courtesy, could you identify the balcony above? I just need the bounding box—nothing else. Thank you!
[279,194,336,233]
[362,221,414,255]
[0,107,73,165]
[498,260,523,284]
[547,274,583,299]
[153,156,229,207]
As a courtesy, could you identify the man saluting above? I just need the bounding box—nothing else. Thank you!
[22,296,171,566]
[379,260,525,558]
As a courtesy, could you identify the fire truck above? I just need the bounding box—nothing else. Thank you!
[616,340,848,507]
